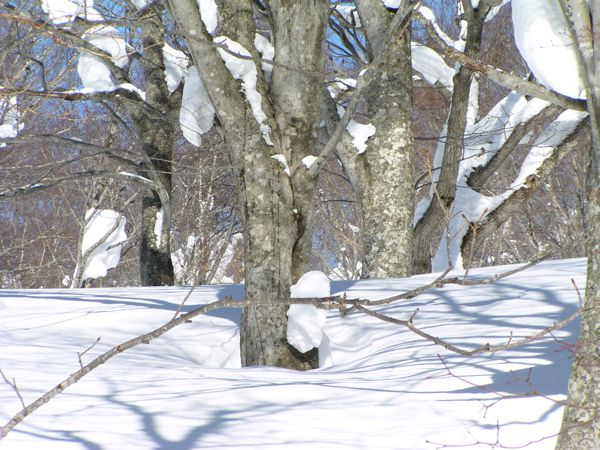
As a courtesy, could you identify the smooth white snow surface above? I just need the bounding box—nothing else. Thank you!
[0,96,20,142]
[346,121,376,154]
[0,259,585,449]
[253,33,274,77]
[41,0,102,24]
[77,25,128,91]
[512,0,586,99]
[411,42,454,88]
[77,208,127,280]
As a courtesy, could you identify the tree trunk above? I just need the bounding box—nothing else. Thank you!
[555,1,600,447]
[335,0,415,279]
[134,6,176,286]
[555,112,600,449]
[412,11,485,274]
[168,0,327,369]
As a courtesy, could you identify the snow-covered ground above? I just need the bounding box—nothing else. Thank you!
[0,258,585,449]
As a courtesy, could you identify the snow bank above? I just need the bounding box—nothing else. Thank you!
[512,0,585,99]
[287,271,330,355]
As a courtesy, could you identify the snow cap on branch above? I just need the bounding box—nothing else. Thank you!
[512,0,586,99]
[77,208,127,281]
[214,36,273,146]
[180,66,216,146]
[163,43,189,94]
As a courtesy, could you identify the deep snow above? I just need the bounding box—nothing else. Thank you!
[0,258,585,449]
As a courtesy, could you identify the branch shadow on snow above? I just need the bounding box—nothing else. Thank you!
[0,284,245,324]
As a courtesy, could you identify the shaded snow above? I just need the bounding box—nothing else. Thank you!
[0,259,585,449]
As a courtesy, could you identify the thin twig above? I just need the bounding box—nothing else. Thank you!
[0,369,25,409]
[77,337,101,369]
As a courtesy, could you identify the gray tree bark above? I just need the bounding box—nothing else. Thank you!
[351,0,414,279]
[134,5,177,286]
[555,1,600,447]
[168,0,327,369]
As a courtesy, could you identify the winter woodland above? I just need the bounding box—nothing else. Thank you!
[0,0,599,448]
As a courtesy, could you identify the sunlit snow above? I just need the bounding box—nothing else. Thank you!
[512,0,586,99]
[180,66,215,147]
[163,43,188,94]
[77,208,127,281]
[0,259,584,449]
[287,271,330,354]
[215,36,273,145]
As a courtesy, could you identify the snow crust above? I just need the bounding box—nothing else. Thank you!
[0,259,585,449]
[512,0,585,98]
[287,271,330,354]
[162,43,188,94]
[77,208,127,280]
[215,36,272,145]
[180,66,215,146]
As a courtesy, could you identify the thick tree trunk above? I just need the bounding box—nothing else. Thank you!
[355,0,414,279]
[555,118,600,449]
[556,2,600,447]
[135,7,176,286]
[168,0,327,368]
